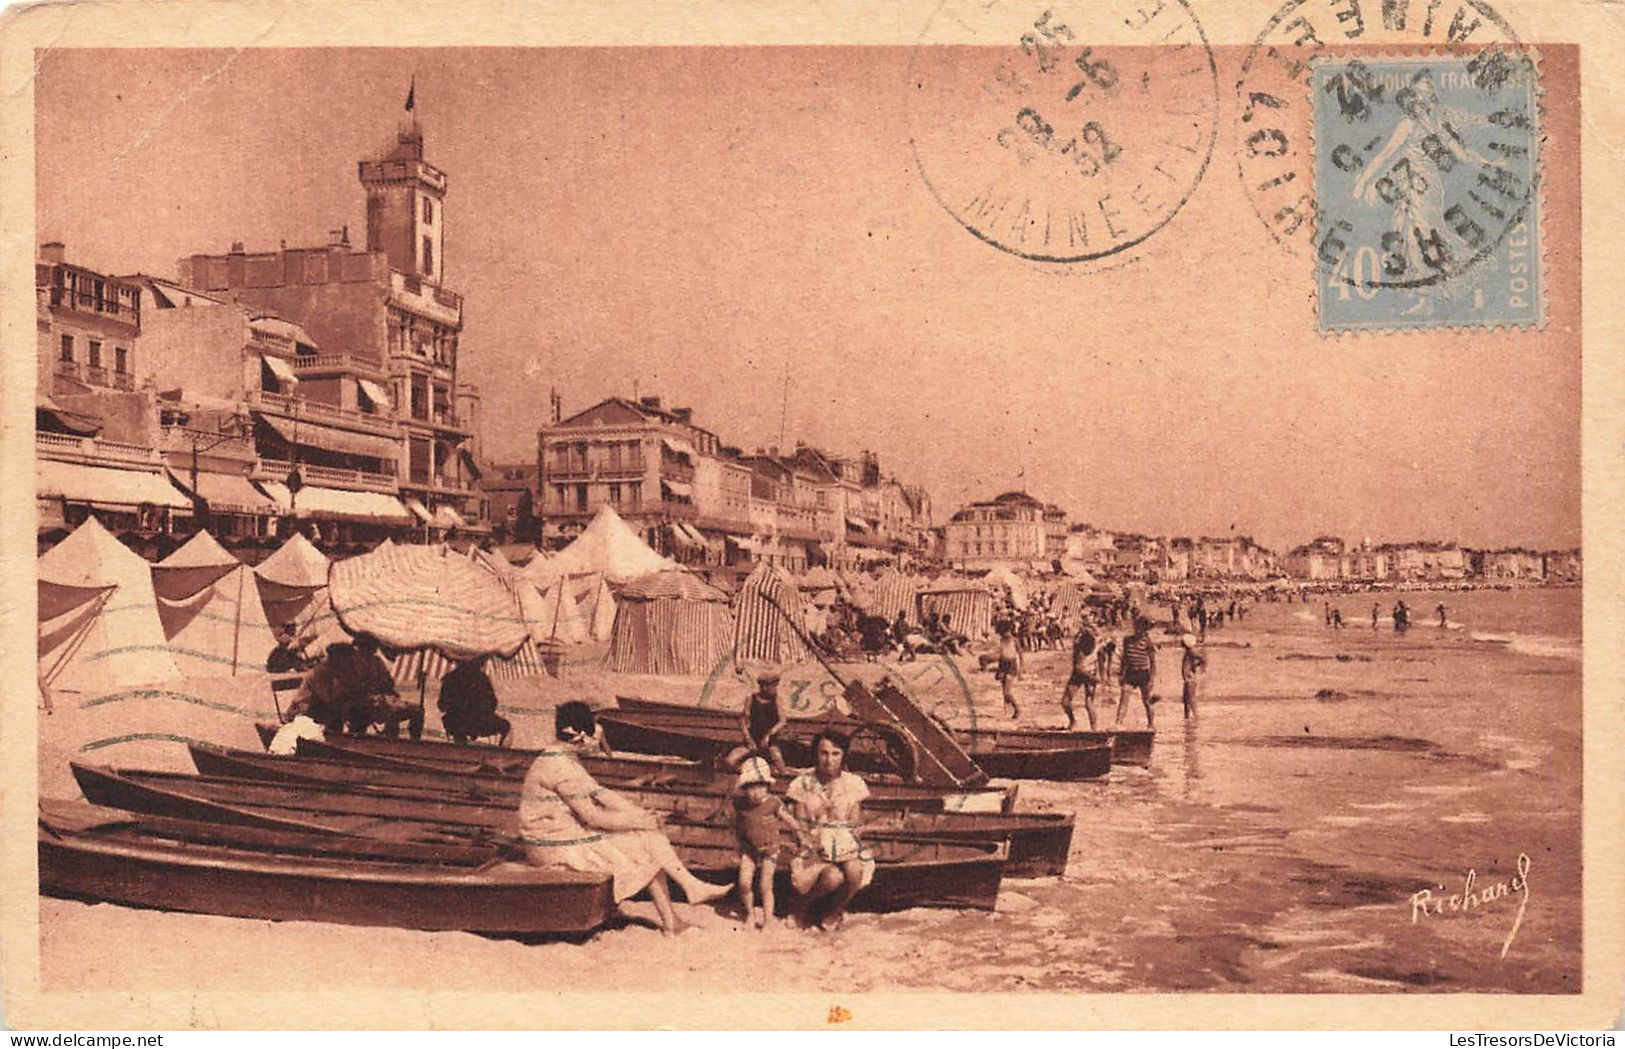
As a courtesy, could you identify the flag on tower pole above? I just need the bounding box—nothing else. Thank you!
[405,77,415,112]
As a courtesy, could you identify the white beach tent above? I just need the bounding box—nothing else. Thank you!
[253,532,331,631]
[37,517,180,694]
[527,505,677,585]
[152,530,278,678]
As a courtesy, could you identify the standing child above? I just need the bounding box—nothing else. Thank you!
[733,757,800,929]
[994,620,1023,720]
[1179,633,1206,719]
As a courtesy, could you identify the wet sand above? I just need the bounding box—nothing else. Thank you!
[39,588,1581,994]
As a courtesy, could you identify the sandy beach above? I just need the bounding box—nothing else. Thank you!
[39,587,1581,995]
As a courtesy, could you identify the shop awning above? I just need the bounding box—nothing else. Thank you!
[257,481,412,523]
[262,355,300,385]
[404,497,433,524]
[167,469,279,515]
[433,506,467,529]
[37,395,102,436]
[846,514,871,532]
[356,379,392,412]
[729,536,760,551]
[37,460,191,510]
[680,522,708,545]
[660,435,697,458]
[254,412,398,460]
[661,478,693,498]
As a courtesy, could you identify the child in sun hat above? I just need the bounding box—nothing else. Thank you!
[732,756,801,929]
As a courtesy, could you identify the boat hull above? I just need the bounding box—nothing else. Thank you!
[72,765,1014,909]
[39,817,613,935]
[194,746,1073,877]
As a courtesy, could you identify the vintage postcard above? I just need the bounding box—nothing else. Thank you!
[1,0,1621,1032]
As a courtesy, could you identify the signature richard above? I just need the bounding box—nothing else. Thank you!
[1410,853,1531,958]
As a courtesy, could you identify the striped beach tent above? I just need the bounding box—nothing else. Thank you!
[605,571,732,675]
[731,563,811,665]
[869,570,922,625]
[152,530,278,678]
[1051,582,1088,624]
[917,579,995,641]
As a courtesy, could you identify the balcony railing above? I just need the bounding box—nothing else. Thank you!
[258,457,398,493]
[111,371,135,391]
[55,359,81,379]
[290,353,384,376]
[37,430,160,466]
[86,365,108,386]
[246,389,398,434]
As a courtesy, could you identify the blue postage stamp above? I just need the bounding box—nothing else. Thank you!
[1311,52,1542,333]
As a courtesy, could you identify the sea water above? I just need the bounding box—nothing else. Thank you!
[877,586,1583,993]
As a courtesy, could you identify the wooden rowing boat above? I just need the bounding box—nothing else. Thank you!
[598,708,1114,782]
[192,745,1075,877]
[253,724,1015,814]
[71,765,1010,910]
[39,799,614,934]
[614,695,1154,767]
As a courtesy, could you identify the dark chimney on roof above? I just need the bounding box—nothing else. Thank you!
[672,407,693,424]
[229,241,246,255]
[639,395,662,411]
[39,242,66,264]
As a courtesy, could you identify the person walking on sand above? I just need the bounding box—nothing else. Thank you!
[1372,602,1381,630]
[994,620,1022,720]
[1179,633,1206,720]
[1059,613,1101,730]
[1436,602,1448,628]
[1116,615,1157,729]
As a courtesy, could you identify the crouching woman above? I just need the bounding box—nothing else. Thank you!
[785,729,875,931]
[520,701,729,935]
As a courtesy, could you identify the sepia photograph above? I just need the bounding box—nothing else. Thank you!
[2,0,1620,1032]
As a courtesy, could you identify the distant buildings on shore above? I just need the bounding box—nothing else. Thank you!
[934,492,1581,585]
[525,396,934,572]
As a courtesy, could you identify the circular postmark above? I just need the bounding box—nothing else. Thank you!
[697,646,980,740]
[1235,0,1524,250]
[908,0,1220,263]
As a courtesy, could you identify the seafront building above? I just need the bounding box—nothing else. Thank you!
[33,111,487,557]
[941,491,1068,571]
[535,396,934,571]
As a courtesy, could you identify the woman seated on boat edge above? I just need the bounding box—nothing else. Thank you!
[519,701,730,936]
[784,728,875,932]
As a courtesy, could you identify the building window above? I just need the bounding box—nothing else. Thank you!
[88,340,102,368]
[114,346,128,374]
[422,236,434,276]
[423,197,434,224]
[608,483,622,505]
[628,482,642,509]
[410,374,429,420]
[59,334,73,361]
[575,484,588,512]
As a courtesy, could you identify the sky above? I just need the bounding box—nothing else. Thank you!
[34,47,1581,552]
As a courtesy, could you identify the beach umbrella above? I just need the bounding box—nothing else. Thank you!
[328,542,528,660]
